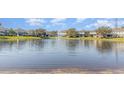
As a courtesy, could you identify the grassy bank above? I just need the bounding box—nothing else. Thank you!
[49,37,81,40]
[0,36,41,40]
[49,36,124,41]
[1,36,124,42]
[80,37,124,41]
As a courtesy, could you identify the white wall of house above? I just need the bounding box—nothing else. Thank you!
[79,32,85,37]
[58,32,66,36]
[89,31,97,37]
[111,30,124,37]
[89,32,97,35]
[79,32,85,34]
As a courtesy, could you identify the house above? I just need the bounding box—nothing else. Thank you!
[57,31,66,37]
[0,27,9,36]
[15,28,28,36]
[89,31,97,37]
[93,28,124,38]
[111,28,124,38]
[78,31,85,37]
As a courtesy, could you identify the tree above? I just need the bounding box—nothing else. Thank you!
[26,30,35,36]
[84,31,90,37]
[96,26,112,37]
[0,23,2,27]
[8,28,17,36]
[65,28,79,38]
[121,26,124,28]
[48,31,57,37]
[34,28,46,37]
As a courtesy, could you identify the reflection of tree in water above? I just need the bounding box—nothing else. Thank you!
[95,41,113,54]
[65,40,79,52]
[50,39,56,47]
[30,40,46,51]
[83,40,95,48]
[0,39,47,52]
[0,40,27,51]
[16,40,27,50]
[113,42,124,52]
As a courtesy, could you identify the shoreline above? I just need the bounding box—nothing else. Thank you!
[49,37,124,42]
[0,36,41,40]
[1,36,124,42]
[0,68,124,74]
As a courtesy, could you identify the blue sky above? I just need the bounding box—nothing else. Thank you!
[0,18,124,31]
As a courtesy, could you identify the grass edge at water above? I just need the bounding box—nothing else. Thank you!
[0,36,41,40]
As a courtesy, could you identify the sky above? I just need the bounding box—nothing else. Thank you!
[0,18,124,31]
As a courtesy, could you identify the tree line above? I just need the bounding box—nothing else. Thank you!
[0,23,113,38]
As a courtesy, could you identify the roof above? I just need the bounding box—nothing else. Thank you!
[112,28,124,32]
[0,27,4,31]
[0,27,8,32]
[15,28,26,32]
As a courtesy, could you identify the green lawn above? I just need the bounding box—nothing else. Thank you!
[49,37,81,40]
[0,36,41,40]
[1,36,124,42]
[80,37,124,41]
[49,36,124,41]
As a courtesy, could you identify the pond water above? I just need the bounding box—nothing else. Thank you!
[0,39,124,72]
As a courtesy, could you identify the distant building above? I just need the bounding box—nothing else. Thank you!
[111,28,124,38]
[89,31,97,37]
[78,31,85,37]
[0,27,9,36]
[58,31,66,37]
[15,28,28,36]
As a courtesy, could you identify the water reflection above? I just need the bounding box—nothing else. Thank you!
[0,39,123,54]
[65,40,79,51]
[95,40,113,54]
[83,40,94,48]
[0,40,26,51]
[30,39,46,51]
[0,39,124,70]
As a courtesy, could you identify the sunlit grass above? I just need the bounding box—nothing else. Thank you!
[1,36,124,42]
[0,36,41,40]
[49,36,124,41]
[80,37,124,41]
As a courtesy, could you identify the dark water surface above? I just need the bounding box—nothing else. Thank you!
[0,39,124,71]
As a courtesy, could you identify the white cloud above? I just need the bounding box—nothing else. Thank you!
[86,25,91,28]
[86,19,114,29]
[118,21,124,26]
[95,20,113,27]
[25,18,45,26]
[76,18,86,23]
[50,18,66,26]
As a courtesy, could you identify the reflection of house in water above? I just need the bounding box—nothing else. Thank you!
[0,40,27,51]
[83,40,96,48]
[95,40,113,54]
[110,42,124,63]
[30,40,46,51]
[65,40,79,52]
[112,42,124,52]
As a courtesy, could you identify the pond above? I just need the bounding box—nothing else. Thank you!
[0,39,124,73]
